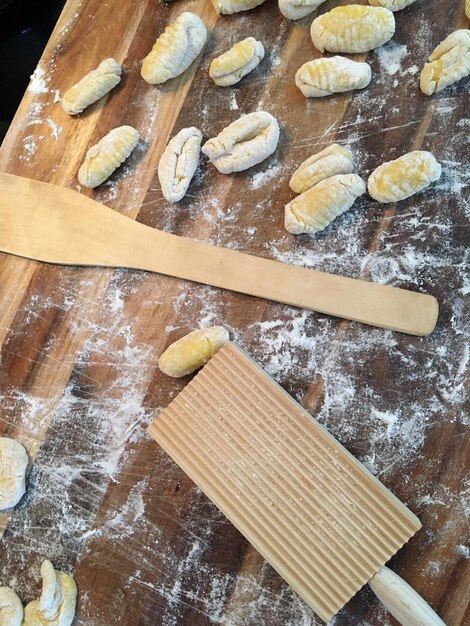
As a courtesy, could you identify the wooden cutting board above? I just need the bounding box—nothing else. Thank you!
[0,0,468,624]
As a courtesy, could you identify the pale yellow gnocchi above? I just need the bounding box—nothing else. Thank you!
[367,151,442,203]
[368,0,417,10]
[285,174,366,235]
[141,12,207,85]
[211,0,267,13]
[202,111,280,174]
[295,56,371,97]
[23,561,77,626]
[159,327,230,378]
[62,58,121,115]
[0,437,28,511]
[78,126,139,188]
[158,127,203,203]
[278,0,327,20]
[311,5,395,53]
[0,587,23,626]
[466,0,470,18]
[290,144,354,194]
[420,29,470,95]
[210,37,264,87]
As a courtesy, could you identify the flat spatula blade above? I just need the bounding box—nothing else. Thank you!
[148,343,421,622]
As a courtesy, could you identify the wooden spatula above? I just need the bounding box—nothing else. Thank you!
[148,343,446,625]
[0,172,438,335]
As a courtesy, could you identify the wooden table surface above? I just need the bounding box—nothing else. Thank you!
[0,1,468,624]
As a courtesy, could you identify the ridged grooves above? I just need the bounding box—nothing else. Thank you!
[218,355,413,538]
[207,364,406,545]
[169,396,356,600]
[192,374,386,576]
[223,349,418,534]
[148,343,421,622]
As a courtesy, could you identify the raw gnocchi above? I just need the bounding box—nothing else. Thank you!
[420,29,470,95]
[0,587,23,626]
[290,144,354,194]
[311,5,395,53]
[61,58,121,115]
[211,0,267,14]
[278,0,327,20]
[295,56,371,97]
[23,561,77,626]
[0,437,28,511]
[285,174,366,235]
[159,327,230,378]
[209,37,264,86]
[202,111,280,174]
[158,127,203,203]
[367,151,442,203]
[141,12,207,84]
[368,0,416,10]
[78,125,139,189]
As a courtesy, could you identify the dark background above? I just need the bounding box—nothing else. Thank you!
[0,0,66,141]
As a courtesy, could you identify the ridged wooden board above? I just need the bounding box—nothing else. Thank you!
[148,342,421,622]
[0,0,468,624]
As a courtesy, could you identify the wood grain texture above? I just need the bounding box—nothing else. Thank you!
[0,0,468,625]
[148,342,421,622]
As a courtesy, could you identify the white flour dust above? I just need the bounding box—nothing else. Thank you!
[250,160,285,190]
[229,92,239,111]
[28,67,50,95]
[1,4,468,626]
[375,42,409,76]
[19,62,63,161]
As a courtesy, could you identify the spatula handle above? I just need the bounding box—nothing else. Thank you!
[132,231,438,336]
[369,566,446,626]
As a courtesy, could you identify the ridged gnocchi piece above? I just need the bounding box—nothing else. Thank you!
[141,12,207,84]
[211,0,267,14]
[466,0,470,19]
[159,327,230,378]
[295,56,371,97]
[0,587,23,626]
[23,561,77,626]
[285,174,366,235]
[368,0,416,10]
[420,29,470,95]
[0,437,28,511]
[210,37,264,86]
[311,5,395,53]
[368,151,442,203]
[278,0,327,20]
[158,127,203,203]
[290,144,354,194]
[78,125,139,188]
[202,111,280,174]
[61,58,121,115]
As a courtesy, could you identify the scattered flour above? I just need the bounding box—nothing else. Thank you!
[229,92,239,111]
[250,161,285,190]
[375,42,408,76]
[19,64,63,160]
[1,6,468,626]
[28,67,50,95]
[457,545,470,559]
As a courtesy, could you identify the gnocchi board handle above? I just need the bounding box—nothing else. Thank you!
[369,567,447,626]
[0,172,438,336]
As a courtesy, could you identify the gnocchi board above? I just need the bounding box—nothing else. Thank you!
[148,341,422,622]
[0,1,468,625]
